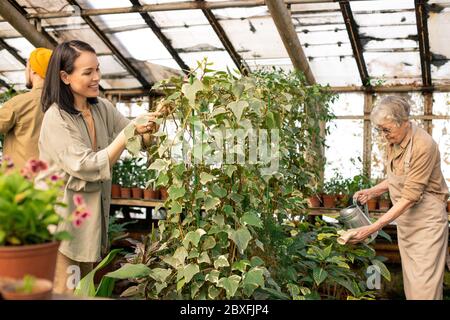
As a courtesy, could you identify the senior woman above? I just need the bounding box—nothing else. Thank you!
[352,95,449,300]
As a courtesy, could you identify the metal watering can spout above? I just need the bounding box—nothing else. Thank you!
[338,197,378,244]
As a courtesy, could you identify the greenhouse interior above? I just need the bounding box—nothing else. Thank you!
[0,0,450,303]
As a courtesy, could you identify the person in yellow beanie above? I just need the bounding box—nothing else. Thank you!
[0,47,52,168]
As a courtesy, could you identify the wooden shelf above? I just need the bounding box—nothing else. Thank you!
[306,207,388,217]
[110,198,164,207]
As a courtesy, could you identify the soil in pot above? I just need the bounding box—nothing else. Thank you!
[120,187,131,199]
[143,189,160,200]
[111,184,121,198]
[0,241,60,281]
[308,195,321,207]
[322,194,337,208]
[131,187,143,199]
[0,277,53,300]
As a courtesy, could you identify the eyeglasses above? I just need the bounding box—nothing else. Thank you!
[374,126,393,135]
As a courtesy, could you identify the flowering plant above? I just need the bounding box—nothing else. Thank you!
[0,156,90,246]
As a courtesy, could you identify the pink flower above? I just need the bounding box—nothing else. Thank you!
[50,174,60,182]
[73,218,83,228]
[73,194,85,206]
[80,211,91,219]
[21,159,49,179]
[2,155,14,169]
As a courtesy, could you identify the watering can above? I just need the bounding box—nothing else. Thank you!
[337,198,378,244]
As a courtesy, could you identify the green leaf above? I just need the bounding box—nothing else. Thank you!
[148,268,172,283]
[232,259,251,273]
[229,227,252,254]
[205,270,220,284]
[212,184,227,198]
[173,246,188,266]
[225,165,237,178]
[217,275,241,298]
[148,159,169,172]
[105,263,151,279]
[168,201,182,215]
[179,263,200,284]
[371,259,391,281]
[227,100,248,122]
[313,268,328,286]
[198,251,211,264]
[377,229,392,242]
[204,196,221,211]
[250,256,264,267]
[182,79,203,106]
[317,233,337,241]
[155,282,168,294]
[200,172,215,185]
[183,229,206,249]
[232,82,244,98]
[168,186,185,200]
[208,285,221,299]
[202,236,216,250]
[243,267,265,288]
[240,212,263,228]
[214,255,230,269]
[74,249,122,297]
[265,111,276,129]
[126,136,141,156]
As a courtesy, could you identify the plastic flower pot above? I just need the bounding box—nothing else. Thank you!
[131,187,143,199]
[111,184,121,198]
[120,187,131,199]
[0,277,53,300]
[159,187,169,200]
[308,195,322,207]
[144,189,160,200]
[0,241,60,281]
[367,198,378,211]
[322,194,337,208]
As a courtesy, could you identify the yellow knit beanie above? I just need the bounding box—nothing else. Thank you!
[29,48,53,78]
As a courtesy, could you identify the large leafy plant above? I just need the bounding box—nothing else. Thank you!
[107,62,348,300]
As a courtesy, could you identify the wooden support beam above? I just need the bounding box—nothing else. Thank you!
[129,0,190,74]
[0,0,56,49]
[363,92,373,178]
[266,0,315,84]
[423,92,433,135]
[25,1,374,19]
[67,0,152,89]
[415,0,432,88]
[197,0,249,75]
[339,1,371,88]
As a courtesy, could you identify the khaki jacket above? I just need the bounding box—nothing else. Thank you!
[0,84,44,169]
[38,97,130,262]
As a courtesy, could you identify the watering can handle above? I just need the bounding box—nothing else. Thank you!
[352,196,370,219]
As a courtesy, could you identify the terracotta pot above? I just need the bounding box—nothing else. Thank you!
[378,199,391,211]
[322,194,337,208]
[131,187,143,199]
[308,195,321,208]
[120,187,131,199]
[337,194,350,208]
[0,278,53,300]
[447,201,450,213]
[111,184,121,198]
[160,187,168,200]
[0,241,60,281]
[144,189,160,200]
[367,198,378,211]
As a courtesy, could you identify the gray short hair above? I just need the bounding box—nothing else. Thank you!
[370,96,411,126]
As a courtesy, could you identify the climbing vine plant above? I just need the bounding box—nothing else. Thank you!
[112,61,389,300]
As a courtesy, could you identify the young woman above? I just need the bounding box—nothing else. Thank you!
[39,40,158,294]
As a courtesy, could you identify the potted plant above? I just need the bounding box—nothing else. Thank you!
[0,157,89,282]
[0,274,53,300]
[119,158,133,199]
[378,192,391,211]
[111,161,122,198]
[323,179,338,208]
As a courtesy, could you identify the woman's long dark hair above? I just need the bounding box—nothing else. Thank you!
[41,40,98,114]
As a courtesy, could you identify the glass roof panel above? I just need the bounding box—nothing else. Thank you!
[350,0,415,12]
[428,2,450,84]
[98,55,127,74]
[1,71,25,85]
[432,119,450,184]
[90,13,146,30]
[329,92,364,116]
[102,77,142,89]
[364,51,421,85]
[308,56,362,86]
[4,38,35,60]
[46,28,112,55]
[247,58,293,73]
[212,14,288,60]
[150,9,209,27]
[77,0,131,9]
[0,22,21,39]
[180,51,237,72]
[161,25,224,52]
[0,50,25,71]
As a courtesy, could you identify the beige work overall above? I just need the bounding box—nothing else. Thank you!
[387,127,449,300]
